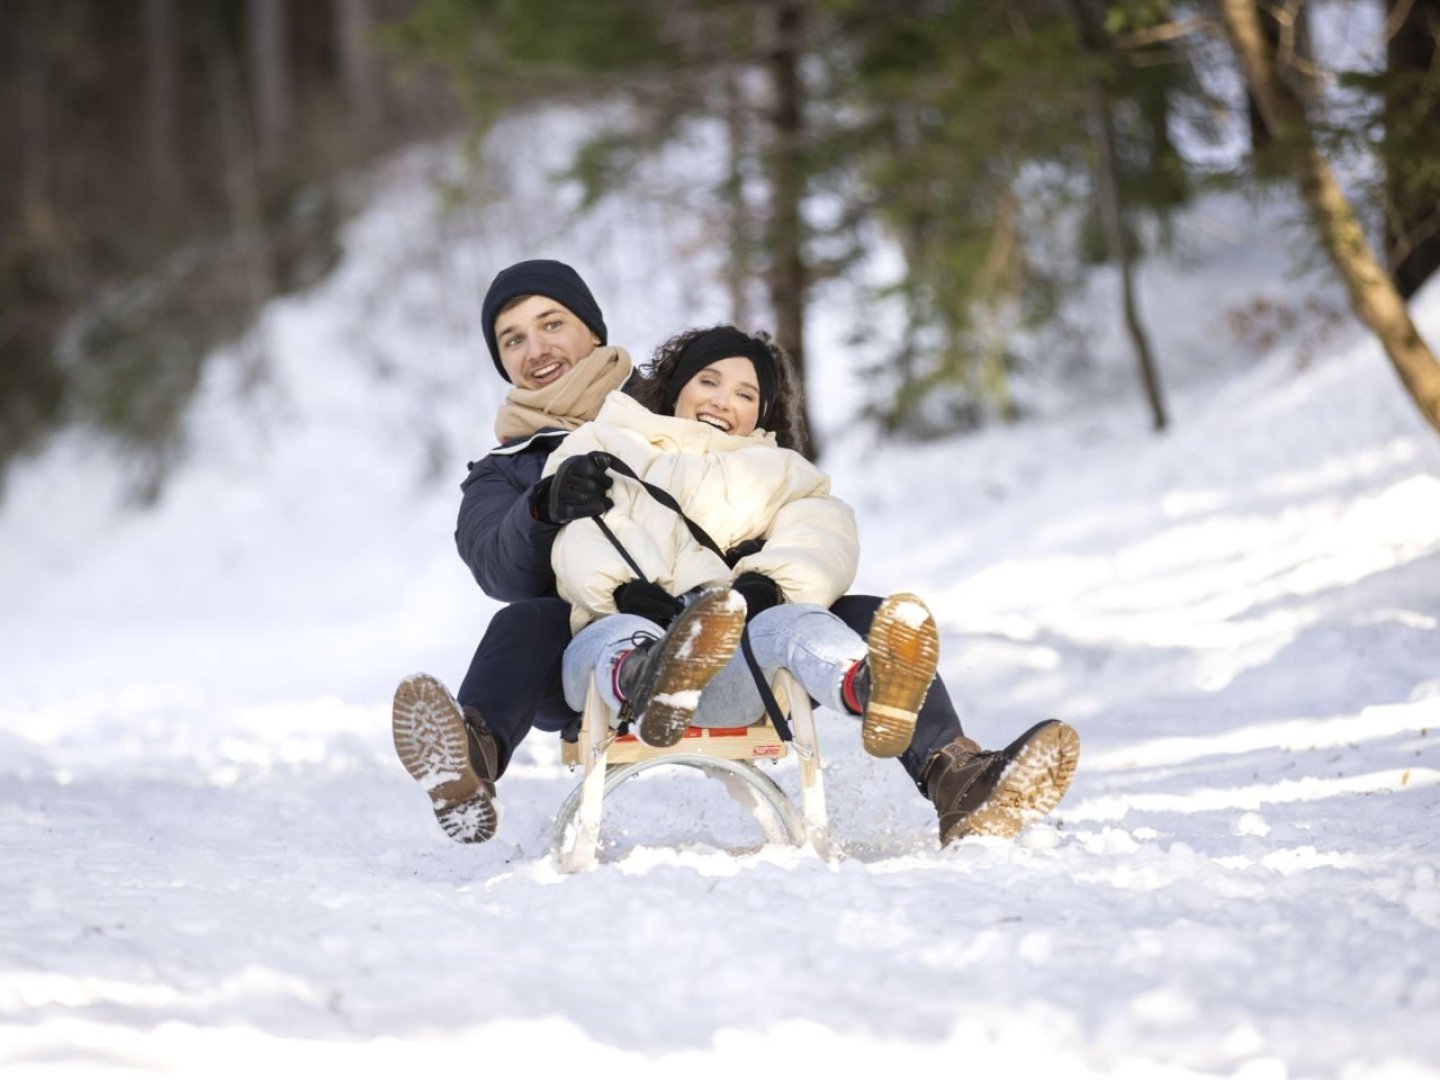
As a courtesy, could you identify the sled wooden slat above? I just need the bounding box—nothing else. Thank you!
[560,721,789,767]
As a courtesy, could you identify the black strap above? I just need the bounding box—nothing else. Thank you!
[593,517,646,581]
[583,451,794,741]
[599,454,727,562]
[741,630,794,742]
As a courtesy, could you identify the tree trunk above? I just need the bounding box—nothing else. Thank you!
[1068,0,1167,431]
[977,189,1021,424]
[144,0,179,198]
[1093,76,1167,431]
[722,65,754,329]
[249,0,290,174]
[1220,0,1440,438]
[763,0,816,458]
[18,5,54,241]
[1245,1,1317,151]
[334,0,380,137]
[1385,0,1440,299]
[206,44,276,336]
[1245,2,1282,150]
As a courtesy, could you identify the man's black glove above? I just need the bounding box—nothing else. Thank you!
[730,571,783,621]
[533,451,614,525]
[613,580,685,626]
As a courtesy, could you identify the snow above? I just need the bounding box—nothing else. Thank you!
[3,124,1440,1079]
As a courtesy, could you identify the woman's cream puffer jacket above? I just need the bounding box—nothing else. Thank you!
[544,391,859,632]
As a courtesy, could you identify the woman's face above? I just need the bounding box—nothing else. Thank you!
[672,355,762,437]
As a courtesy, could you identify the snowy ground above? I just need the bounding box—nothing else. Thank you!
[2,132,1439,1078]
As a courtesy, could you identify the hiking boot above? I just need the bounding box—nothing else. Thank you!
[392,673,500,843]
[616,587,747,748]
[858,592,940,757]
[925,719,1080,844]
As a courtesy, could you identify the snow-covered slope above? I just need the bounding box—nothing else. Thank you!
[2,125,1438,1078]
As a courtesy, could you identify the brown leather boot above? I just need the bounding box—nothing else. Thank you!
[392,673,500,843]
[615,587,746,748]
[924,719,1080,844]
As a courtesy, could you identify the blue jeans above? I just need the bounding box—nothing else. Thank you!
[564,603,867,725]
[465,594,966,794]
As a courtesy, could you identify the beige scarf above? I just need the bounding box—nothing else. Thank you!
[493,346,634,443]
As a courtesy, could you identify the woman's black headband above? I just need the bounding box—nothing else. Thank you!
[661,327,778,426]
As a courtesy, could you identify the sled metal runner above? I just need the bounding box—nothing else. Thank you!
[553,670,829,872]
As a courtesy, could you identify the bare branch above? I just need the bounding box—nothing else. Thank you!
[1111,16,1213,50]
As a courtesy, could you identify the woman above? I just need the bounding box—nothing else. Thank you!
[543,324,940,753]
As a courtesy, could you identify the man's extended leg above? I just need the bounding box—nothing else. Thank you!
[456,597,576,777]
[392,597,575,844]
[393,673,500,843]
[830,594,960,787]
[695,598,937,761]
[829,593,1079,844]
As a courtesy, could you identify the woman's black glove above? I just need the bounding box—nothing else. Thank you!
[613,580,685,626]
[533,452,614,524]
[730,571,783,621]
[723,537,765,567]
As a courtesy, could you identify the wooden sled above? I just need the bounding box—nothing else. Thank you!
[552,670,829,872]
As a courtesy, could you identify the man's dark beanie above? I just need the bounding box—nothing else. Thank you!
[481,259,607,381]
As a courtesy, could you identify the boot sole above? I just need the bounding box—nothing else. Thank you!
[862,593,939,757]
[944,720,1080,842]
[634,589,747,748]
[392,674,498,843]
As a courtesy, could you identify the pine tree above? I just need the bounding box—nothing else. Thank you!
[0,0,424,497]
[833,0,1199,435]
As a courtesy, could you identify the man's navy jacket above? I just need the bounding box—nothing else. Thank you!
[454,429,569,602]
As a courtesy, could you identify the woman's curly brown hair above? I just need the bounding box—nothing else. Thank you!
[630,325,809,456]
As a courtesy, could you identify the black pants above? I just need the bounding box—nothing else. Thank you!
[829,594,965,792]
[457,594,965,791]
[456,598,575,778]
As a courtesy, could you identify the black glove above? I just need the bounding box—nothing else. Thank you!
[730,571,783,621]
[613,580,685,626]
[534,451,614,525]
[723,537,765,567]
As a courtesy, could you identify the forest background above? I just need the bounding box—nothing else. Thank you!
[4,0,1439,495]
[4,7,1440,1075]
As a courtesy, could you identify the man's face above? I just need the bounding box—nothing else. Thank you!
[494,295,601,390]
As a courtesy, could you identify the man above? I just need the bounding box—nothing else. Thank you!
[392,258,1078,848]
